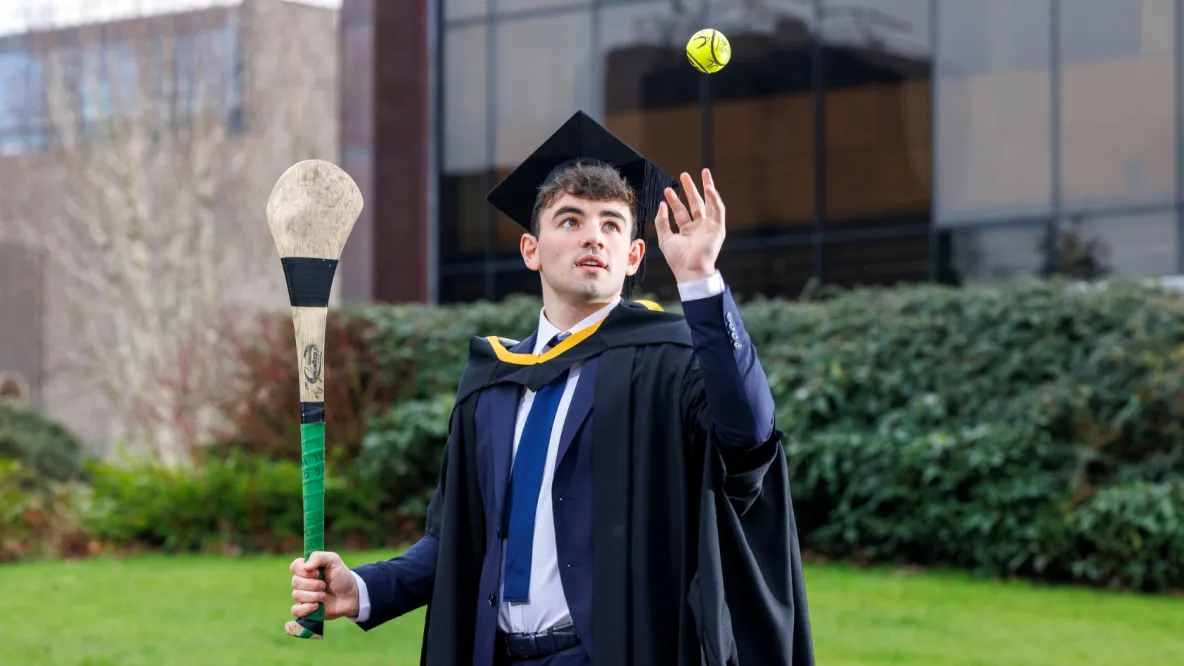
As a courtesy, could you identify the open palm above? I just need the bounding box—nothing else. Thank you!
[655,169,726,284]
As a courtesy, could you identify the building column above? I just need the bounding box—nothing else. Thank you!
[339,0,432,304]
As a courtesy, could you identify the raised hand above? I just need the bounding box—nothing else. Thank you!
[654,168,726,284]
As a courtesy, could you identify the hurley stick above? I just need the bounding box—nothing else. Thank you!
[265,159,363,640]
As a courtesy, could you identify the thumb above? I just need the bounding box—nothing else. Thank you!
[304,551,333,571]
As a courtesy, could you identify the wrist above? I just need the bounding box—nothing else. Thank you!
[674,266,716,284]
[345,579,361,618]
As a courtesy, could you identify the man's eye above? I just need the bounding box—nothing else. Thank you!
[604,221,619,232]
[560,218,577,227]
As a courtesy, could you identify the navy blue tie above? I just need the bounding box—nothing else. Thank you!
[503,334,568,603]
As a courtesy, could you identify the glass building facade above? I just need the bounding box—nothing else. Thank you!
[435,0,1183,303]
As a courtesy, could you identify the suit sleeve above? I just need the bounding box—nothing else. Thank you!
[679,273,782,511]
[349,533,439,630]
[679,272,776,448]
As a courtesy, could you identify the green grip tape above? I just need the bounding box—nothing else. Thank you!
[290,422,326,639]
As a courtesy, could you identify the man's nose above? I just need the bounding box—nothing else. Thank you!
[581,229,605,248]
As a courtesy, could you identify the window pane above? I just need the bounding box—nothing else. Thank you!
[0,49,47,153]
[706,0,814,231]
[717,244,814,300]
[822,0,932,225]
[596,1,703,185]
[1054,208,1178,279]
[633,260,680,303]
[1060,0,1176,210]
[444,24,488,173]
[823,233,930,287]
[494,12,596,254]
[936,0,1052,224]
[438,171,493,262]
[439,273,491,304]
[440,24,491,263]
[938,223,1050,284]
[492,268,544,301]
[496,0,582,14]
[445,0,486,22]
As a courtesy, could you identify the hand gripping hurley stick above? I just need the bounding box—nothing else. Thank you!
[265,159,363,640]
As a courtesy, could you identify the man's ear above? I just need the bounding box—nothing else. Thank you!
[520,233,541,272]
[625,238,646,276]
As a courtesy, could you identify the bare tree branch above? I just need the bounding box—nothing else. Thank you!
[5,3,334,465]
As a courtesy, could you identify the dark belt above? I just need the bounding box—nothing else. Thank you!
[495,621,581,660]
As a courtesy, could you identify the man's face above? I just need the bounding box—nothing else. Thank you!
[521,193,644,303]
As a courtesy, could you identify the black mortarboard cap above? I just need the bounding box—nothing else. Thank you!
[486,110,679,298]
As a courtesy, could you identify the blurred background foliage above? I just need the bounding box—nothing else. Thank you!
[3,277,1184,593]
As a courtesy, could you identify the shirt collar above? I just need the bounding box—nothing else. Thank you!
[534,297,622,355]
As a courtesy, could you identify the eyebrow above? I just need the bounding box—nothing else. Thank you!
[551,205,627,223]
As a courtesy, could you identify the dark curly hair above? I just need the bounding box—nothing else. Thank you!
[530,162,639,240]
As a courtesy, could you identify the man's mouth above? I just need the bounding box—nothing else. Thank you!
[576,256,607,272]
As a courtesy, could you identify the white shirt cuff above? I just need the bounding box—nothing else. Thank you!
[348,570,371,623]
[677,270,726,301]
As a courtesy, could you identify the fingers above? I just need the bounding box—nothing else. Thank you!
[701,168,725,227]
[653,201,673,245]
[292,602,320,618]
[679,172,706,221]
[292,586,326,604]
[663,187,692,229]
[293,573,327,592]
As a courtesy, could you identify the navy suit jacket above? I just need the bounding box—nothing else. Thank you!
[352,288,775,665]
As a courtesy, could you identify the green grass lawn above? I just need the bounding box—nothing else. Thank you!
[3,549,1183,665]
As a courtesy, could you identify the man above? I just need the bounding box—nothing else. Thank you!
[289,111,814,666]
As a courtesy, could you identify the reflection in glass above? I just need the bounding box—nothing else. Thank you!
[821,0,932,225]
[444,0,486,22]
[936,0,1052,224]
[495,0,582,15]
[492,268,544,301]
[440,24,490,262]
[714,244,814,300]
[940,223,1050,284]
[493,12,596,254]
[1053,209,1178,279]
[439,273,490,303]
[824,233,930,287]
[705,1,815,230]
[494,12,596,169]
[1059,0,1176,210]
[597,2,703,185]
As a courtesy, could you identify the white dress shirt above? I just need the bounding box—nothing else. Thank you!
[349,272,726,630]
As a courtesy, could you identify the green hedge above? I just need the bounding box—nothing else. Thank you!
[9,277,1184,594]
[211,278,1184,591]
[0,401,85,484]
[82,451,396,554]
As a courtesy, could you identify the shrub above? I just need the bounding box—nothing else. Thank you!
[1067,480,1184,592]
[353,393,454,521]
[202,277,1184,591]
[83,451,405,555]
[210,310,399,469]
[0,402,86,484]
[0,459,94,562]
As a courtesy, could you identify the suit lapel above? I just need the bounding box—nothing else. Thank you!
[557,355,597,469]
[490,332,536,534]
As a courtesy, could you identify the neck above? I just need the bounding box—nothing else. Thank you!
[541,291,618,332]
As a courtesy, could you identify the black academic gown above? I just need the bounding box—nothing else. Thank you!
[418,299,814,666]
